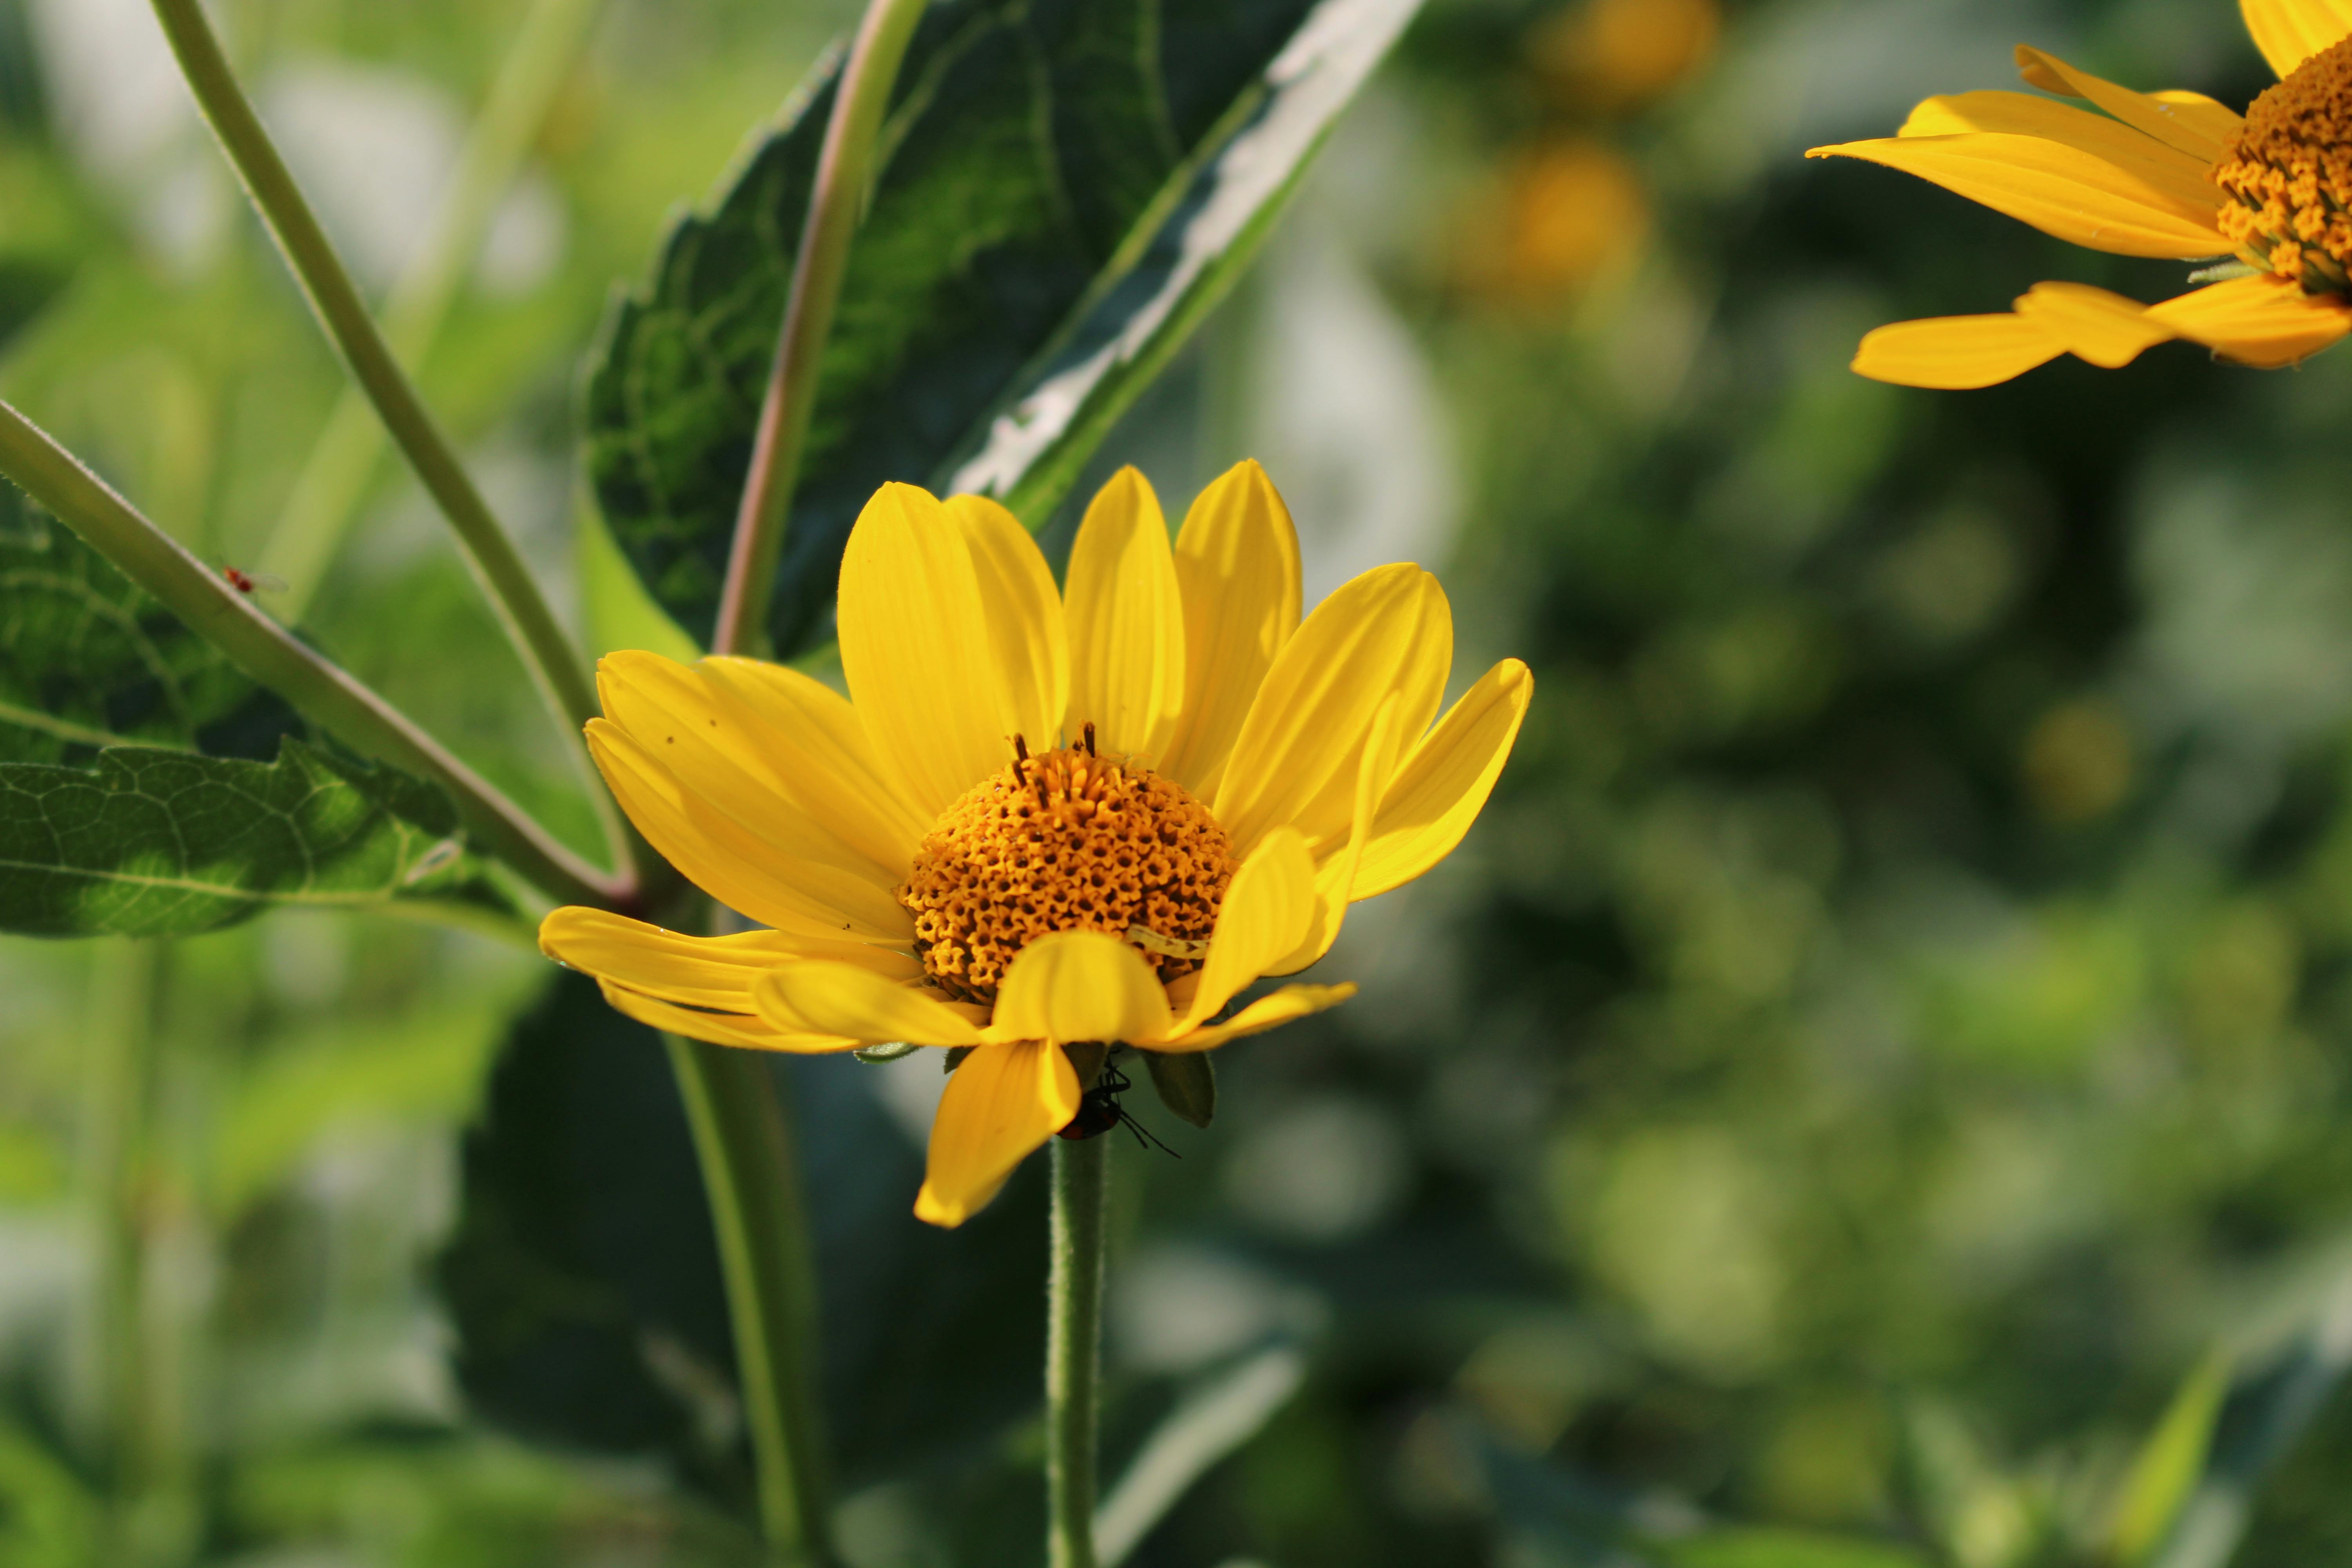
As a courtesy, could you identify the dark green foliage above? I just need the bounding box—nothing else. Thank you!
[0,490,301,764]
[0,738,511,936]
[441,971,1051,1507]
[584,0,1419,655]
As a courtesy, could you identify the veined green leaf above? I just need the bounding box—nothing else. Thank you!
[586,0,1425,656]
[0,488,301,763]
[0,737,514,937]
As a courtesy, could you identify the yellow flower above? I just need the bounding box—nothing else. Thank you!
[1807,0,2352,387]
[540,462,1531,1227]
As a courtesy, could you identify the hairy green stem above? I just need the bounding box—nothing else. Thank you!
[0,399,626,910]
[710,0,929,657]
[260,0,603,613]
[666,1034,835,1566]
[1048,1135,1108,1568]
[144,0,614,858]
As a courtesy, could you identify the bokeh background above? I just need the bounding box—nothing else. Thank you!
[9,0,2352,1563]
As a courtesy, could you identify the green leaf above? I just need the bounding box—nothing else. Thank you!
[1140,1047,1215,1128]
[440,971,1051,1513]
[2110,1350,2231,1565]
[1096,1343,1305,1564]
[0,737,514,937]
[586,0,1425,656]
[0,486,301,764]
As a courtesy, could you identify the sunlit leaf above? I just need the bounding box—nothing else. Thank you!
[2111,1350,2230,1564]
[586,0,1425,656]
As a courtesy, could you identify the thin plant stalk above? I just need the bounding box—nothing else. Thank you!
[710,0,929,657]
[666,1033,836,1566]
[0,398,627,911]
[143,0,615,855]
[260,0,604,615]
[1048,1135,1109,1568]
[658,3,938,1558]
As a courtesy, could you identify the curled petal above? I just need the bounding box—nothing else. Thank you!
[985,929,1175,1045]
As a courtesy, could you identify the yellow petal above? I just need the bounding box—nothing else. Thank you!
[1159,460,1304,799]
[1852,313,2067,388]
[752,961,982,1047]
[2009,47,2241,164]
[838,482,1018,817]
[697,655,931,872]
[913,1038,1080,1227]
[2011,281,2174,368]
[944,494,1068,752]
[1354,659,1533,902]
[1805,133,2223,258]
[588,720,915,944]
[2144,274,2352,367]
[597,980,861,1054]
[1215,564,1450,856]
[1271,692,1403,976]
[1895,87,2226,194]
[1146,983,1357,1054]
[1174,828,1317,1031]
[2241,0,2352,77]
[1064,468,1185,760]
[597,652,904,887]
[985,929,1175,1045]
[540,906,915,1011]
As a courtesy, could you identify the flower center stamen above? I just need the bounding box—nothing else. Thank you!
[2214,34,2352,295]
[897,731,1238,1006]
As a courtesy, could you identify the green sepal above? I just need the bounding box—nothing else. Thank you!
[1140,1049,1215,1128]
[943,1045,975,1075]
[854,1041,922,1064]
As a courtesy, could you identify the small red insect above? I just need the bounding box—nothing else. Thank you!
[221,565,287,595]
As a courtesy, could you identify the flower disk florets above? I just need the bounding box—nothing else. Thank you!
[897,742,1238,1006]
[2214,34,2352,294]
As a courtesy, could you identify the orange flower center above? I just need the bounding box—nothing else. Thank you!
[2214,34,2352,293]
[896,732,1237,1006]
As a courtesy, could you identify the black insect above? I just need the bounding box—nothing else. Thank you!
[1057,1059,1179,1156]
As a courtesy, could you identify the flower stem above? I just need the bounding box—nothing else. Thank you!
[0,397,627,912]
[258,0,604,615]
[710,0,929,658]
[144,0,616,855]
[665,1035,835,1566]
[1048,1134,1109,1568]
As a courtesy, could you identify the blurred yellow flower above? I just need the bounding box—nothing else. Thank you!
[1809,0,2352,386]
[541,463,1530,1226]
[1465,139,1651,303]
[1532,0,1720,112]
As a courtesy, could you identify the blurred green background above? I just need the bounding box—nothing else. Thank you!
[10,0,2352,1563]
